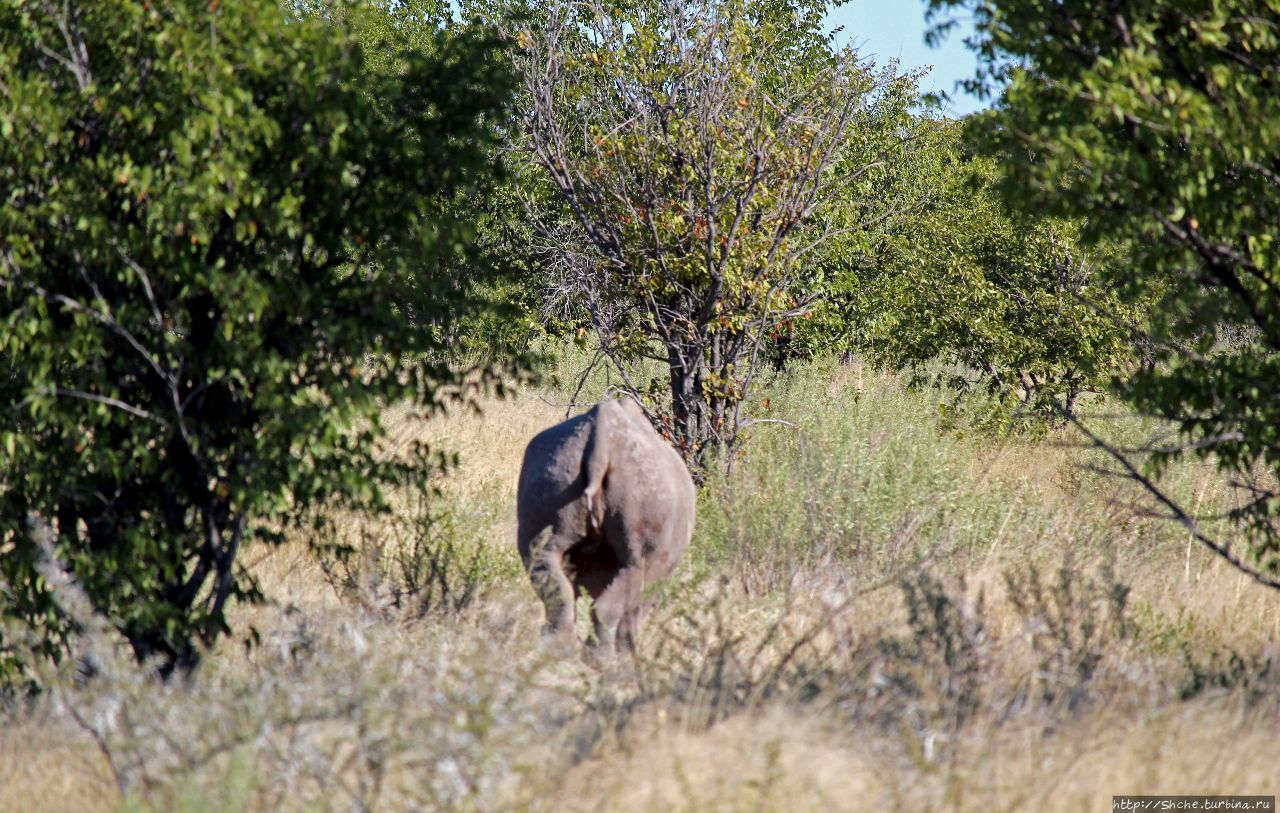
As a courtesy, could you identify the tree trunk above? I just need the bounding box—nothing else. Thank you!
[667,340,707,476]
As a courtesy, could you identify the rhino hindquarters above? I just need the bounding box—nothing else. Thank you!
[516,398,697,658]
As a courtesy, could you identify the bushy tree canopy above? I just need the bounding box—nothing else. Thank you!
[517,0,924,470]
[815,121,1144,427]
[928,0,1280,581]
[0,0,514,682]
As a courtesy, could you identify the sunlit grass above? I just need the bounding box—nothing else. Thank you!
[3,347,1277,813]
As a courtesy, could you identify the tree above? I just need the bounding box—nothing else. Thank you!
[927,0,1280,583]
[0,0,514,684]
[517,0,923,471]
[792,118,1145,428]
[342,0,547,360]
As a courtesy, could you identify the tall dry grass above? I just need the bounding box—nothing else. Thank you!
[3,350,1278,813]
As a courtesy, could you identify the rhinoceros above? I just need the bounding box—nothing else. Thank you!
[516,398,696,659]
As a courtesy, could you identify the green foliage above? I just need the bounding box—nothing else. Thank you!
[0,0,514,683]
[517,0,924,470]
[765,73,931,360]
[349,0,545,360]
[827,121,1144,426]
[927,0,1280,571]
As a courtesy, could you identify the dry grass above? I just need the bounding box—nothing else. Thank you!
[541,699,1280,813]
[3,354,1278,813]
[0,716,117,813]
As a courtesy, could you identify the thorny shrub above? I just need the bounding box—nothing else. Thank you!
[1004,555,1131,711]
[10,543,1278,809]
[48,599,570,812]
[598,556,1143,765]
[316,493,509,621]
[1179,647,1278,706]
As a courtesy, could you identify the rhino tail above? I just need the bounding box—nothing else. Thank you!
[582,402,614,532]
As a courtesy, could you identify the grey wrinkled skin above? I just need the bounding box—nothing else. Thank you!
[516,398,696,660]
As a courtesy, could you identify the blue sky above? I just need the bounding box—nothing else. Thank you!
[823,1,986,117]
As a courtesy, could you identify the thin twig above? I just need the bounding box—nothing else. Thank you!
[61,696,128,800]
[54,387,168,426]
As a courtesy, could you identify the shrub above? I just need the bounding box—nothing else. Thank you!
[0,0,514,683]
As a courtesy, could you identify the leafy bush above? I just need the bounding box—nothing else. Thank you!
[0,0,514,683]
[516,0,925,470]
[927,0,1280,581]
[790,119,1145,428]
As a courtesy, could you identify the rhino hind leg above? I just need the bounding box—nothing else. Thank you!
[589,566,649,660]
[614,596,646,653]
[559,536,628,660]
[526,527,576,641]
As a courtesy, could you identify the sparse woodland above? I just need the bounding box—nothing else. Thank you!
[1,0,1279,811]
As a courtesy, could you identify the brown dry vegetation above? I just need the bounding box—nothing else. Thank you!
[2,350,1278,813]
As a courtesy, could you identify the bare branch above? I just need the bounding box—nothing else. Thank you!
[53,387,169,426]
[1064,411,1280,593]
